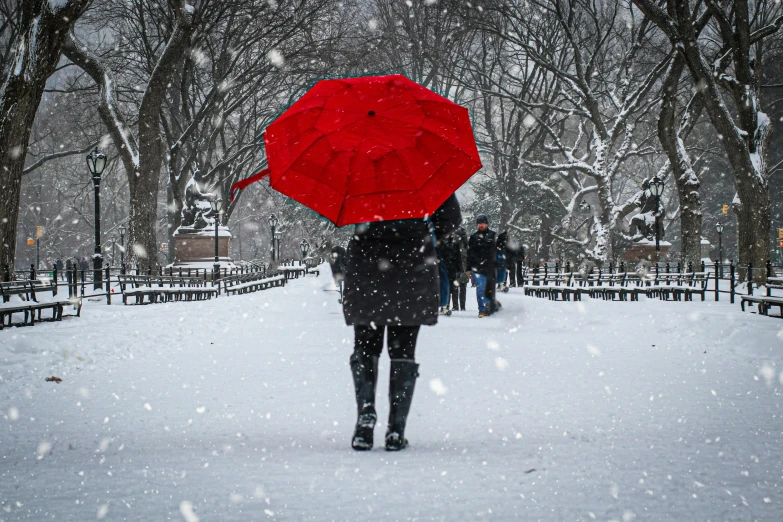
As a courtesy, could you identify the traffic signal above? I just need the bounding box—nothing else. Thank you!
[721,204,728,215]
[779,240,783,247]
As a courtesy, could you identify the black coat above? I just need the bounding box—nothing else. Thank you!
[440,237,463,276]
[343,195,462,326]
[467,228,497,276]
[329,245,347,276]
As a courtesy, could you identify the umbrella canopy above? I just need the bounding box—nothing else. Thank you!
[231,74,482,226]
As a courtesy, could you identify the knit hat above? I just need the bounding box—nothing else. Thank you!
[476,214,488,224]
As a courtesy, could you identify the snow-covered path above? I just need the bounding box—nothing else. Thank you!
[2,267,782,521]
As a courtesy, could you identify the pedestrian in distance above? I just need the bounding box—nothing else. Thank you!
[329,244,347,303]
[54,258,64,280]
[496,231,509,293]
[440,232,463,312]
[343,194,461,451]
[466,214,498,318]
[506,237,525,287]
[436,241,452,316]
[65,258,74,297]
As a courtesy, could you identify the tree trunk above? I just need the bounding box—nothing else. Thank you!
[0,0,89,270]
[62,2,194,269]
[631,0,775,281]
[658,56,702,268]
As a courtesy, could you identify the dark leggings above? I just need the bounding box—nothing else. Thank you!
[354,325,420,360]
[451,281,467,310]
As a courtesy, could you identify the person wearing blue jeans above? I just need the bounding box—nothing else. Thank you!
[465,214,497,318]
[472,272,490,314]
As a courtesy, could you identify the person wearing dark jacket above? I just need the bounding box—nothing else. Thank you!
[466,214,497,317]
[343,194,462,451]
[496,231,509,292]
[440,233,463,311]
[506,238,524,287]
[329,245,347,302]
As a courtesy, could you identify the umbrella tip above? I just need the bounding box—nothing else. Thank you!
[368,110,375,116]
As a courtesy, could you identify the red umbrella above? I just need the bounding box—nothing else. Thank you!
[230,74,482,225]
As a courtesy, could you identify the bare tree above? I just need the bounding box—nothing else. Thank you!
[632,0,783,277]
[0,0,90,272]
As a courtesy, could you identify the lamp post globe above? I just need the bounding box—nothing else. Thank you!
[210,198,223,279]
[268,214,279,262]
[86,148,107,290]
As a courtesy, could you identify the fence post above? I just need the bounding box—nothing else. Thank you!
[767,260,773,297]
[714,261,719,302]
[2,264,9,282]
[30,264,36,280]
[52,264,58,296]
[179,267,182,277]
[747,263,753,296]
[730,261,735,304]
[105,264,111,304]
[70,265,77,297]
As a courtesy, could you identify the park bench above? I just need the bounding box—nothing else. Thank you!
[644,272,686,301]
[277,266,307,280]
[579,272,639,301]
[520,268,547,287]
[524,272,582,301]
[117,275,217,305]
[222,273,286,295]
[0,279,82,329]
[763,276,783,296]
[644,272,708,301]
[740,295,783,318]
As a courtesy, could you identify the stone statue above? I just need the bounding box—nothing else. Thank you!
[630,179,665,240]
[181,170,217,230]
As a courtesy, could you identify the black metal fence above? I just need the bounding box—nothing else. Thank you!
[517,259,782,304]
[2,256,326,304]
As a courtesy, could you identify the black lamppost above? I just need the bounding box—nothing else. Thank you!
[299,238,310,266]
[274,231,282,262]
[649,176,665,253]
[210,198,223,278]
[86,148,107,289]
[268,214,279,262]
[119,225,126,267]
[716,222,724,277]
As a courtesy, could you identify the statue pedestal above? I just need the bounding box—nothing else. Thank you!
[623,239,671,262]
[173,226,234,268]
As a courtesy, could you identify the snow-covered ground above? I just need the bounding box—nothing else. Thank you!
[1,266,782,521]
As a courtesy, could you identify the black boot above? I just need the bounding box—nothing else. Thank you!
[350,352,379,450]
[385,359,419,451]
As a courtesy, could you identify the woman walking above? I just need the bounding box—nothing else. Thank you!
[343,194,461,451]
